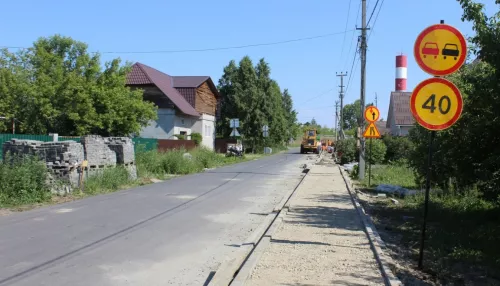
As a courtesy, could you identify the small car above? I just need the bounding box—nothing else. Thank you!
[422,42,439,59]
[442,43,459,60]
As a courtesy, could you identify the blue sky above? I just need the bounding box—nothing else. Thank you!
[0,0,495,127]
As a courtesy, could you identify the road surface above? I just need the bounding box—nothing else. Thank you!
[0,149,310,286]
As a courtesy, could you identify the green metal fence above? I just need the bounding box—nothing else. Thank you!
[0,134,158,160]
[132,137,158,153]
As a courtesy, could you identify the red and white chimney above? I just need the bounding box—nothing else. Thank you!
[395,54,407,91]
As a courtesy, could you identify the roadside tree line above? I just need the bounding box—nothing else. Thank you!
[216,56,299,151]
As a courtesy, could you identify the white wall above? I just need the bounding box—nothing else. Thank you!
[173,114,196,139]
[139,108,175,139]
[192,114,215,149]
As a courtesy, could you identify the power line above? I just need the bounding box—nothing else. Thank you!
[296,88,336,105]
[366,0,380,26]
[339,0,353,61]
[368,0,385,40]
[0,29,355,55]
[343,0,362,71]
[344,39,360,98]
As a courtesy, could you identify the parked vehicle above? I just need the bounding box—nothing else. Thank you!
[422,42,439,59]
[442,43,459,60]
[226,144,243,157]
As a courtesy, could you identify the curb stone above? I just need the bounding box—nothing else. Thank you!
[338,166,402,286]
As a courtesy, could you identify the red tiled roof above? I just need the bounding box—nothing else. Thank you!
[388,92,415,126]
[172,76,209,88]
[126,63,200,117]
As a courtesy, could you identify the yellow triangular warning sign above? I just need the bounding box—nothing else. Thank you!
[363,122,381,138]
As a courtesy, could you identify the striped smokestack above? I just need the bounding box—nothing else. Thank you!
[395,54,407,91]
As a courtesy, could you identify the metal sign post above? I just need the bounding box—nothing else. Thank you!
[363,106,381,186]
[412,20,465,269]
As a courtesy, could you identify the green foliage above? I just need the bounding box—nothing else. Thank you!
[216,56,297,151]
[336,138,358,164]
[406,2,500,201]
[366,139,386,165]
[175,134,186,140]
[0,154,51,207]
[84,167,132,195]
[342,100,374,135]
[191,132,202,146]
[136,148,247,178]
[371,190,500,282]
[359,163,418,189]
[382,135,414,163]
[0,35,157,136]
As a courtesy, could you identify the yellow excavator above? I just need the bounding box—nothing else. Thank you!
[300,129,319,154]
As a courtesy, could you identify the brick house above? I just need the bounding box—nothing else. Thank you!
[126,63,219,149]
[386,91,415,136]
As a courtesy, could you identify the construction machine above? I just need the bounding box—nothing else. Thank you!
[300,129,318,154]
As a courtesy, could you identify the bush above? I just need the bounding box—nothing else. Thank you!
[366,139,387,164]
[191,132,202,146]
[382,135,413,163]
[0,154,51,206]
[336,138,358,164]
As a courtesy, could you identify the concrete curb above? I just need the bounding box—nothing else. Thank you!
[208,160,312,286]
[338,166,402,286]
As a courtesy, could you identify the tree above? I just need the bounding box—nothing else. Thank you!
[342,100,374,133]
[0,35,157,136]
[282,89,299,140]
[217,56,295,150]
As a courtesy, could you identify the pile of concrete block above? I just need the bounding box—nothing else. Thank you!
[2,139,84,192]
[81,135,116,168]
[2,134,138,193]
[104,137,135,165]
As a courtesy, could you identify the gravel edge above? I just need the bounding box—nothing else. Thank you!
[208,154,321,286]
[338,165,403,286]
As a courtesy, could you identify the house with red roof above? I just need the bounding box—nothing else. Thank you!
[386,91,415,136]
[126,63,219,149]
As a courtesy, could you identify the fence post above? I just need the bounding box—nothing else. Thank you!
[49,133,59,142]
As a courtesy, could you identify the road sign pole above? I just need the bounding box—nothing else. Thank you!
[368,137,372,186]
[418,130,435,269]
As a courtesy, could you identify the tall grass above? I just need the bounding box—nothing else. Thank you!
[0,155,51,207]
[83,167,132,195]
[136,147,246,178]
[358,163,419,189]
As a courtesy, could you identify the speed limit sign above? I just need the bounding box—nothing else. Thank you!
[410,77,463,131]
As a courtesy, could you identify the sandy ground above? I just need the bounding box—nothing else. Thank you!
[245,159,384,286]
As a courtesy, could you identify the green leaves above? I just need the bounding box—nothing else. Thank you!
[217,56,297,150]
[0,35,157,136]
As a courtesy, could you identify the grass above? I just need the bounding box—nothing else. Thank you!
[0,155,52,208]
[359,163,419,189]
[355,163,500,284]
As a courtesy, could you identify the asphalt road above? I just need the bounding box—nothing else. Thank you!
[0,149,311,286]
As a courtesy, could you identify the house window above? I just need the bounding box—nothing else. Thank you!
[181,119,185,126]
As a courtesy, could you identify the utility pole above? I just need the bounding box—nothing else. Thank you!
[334,100,339,141]
[357,0,369,179]
[336,72,347,139]
[375,92,378,107]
